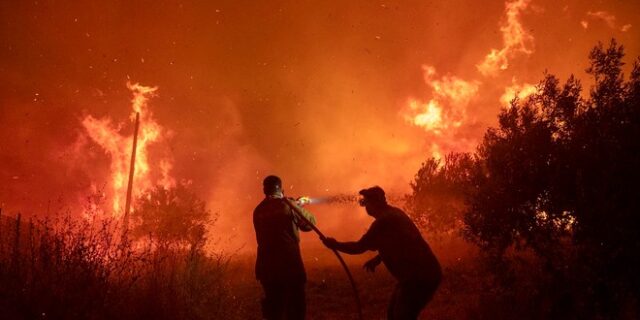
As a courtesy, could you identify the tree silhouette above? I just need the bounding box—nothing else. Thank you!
[465,39,640,316]
[409,39,640,317]
[406,153,476,235]
[133,184,212,251]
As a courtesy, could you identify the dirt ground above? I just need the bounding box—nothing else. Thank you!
[227,244,479,320]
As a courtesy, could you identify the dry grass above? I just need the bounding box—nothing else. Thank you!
[2,211,635,319]
[0,211,238,320]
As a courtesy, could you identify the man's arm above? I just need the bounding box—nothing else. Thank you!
[294,206,316,232]
[323,220,380,254]
[284,198,317,232]
[322,238,368,254]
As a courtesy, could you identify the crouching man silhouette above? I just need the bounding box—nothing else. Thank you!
[323,186,441,320]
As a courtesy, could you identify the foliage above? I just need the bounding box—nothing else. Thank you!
[133,184,212,250]
[406,153,477,235]
[465,39,640,317]
[408,39,640,317]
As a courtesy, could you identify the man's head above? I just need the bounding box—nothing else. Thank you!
[263,175,283,197]
[358,186,387,217]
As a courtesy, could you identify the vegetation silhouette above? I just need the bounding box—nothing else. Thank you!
[408,39,640,318]
[133,184,212,251]
[0,188,237,320]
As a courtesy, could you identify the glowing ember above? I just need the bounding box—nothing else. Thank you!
[82,82,174,217]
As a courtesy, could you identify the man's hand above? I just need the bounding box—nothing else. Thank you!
[363,255,382,272]
[322,237,338,250]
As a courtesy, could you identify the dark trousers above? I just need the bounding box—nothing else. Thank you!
[260,280,306,320]
[387,279,440,320]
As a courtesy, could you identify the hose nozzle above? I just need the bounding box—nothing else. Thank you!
[296,196,312,206]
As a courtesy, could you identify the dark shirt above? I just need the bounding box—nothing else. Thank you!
[359,205,441,283]
[254,196,316,283]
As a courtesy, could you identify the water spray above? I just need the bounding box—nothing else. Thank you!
[299,192,405,206]
[283,197,363,320]
[297,194,359,206]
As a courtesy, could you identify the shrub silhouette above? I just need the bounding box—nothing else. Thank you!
[0,191,237,319]
[132,184,212,251]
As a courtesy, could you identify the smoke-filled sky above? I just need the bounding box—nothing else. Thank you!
[1,0,639,250]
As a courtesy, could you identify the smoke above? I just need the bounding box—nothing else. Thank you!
[587,11,617,29]
[583,11,632,32]
[1,0,639,253]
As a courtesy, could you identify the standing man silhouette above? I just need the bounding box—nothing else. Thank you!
[323,186,441,320]
[254,175,317,320]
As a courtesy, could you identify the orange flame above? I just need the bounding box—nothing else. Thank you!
[403,0,535,159]
[477,0,533,76]
[402,65,480,137]
[82,82,174,217]
[500,80,537,108]
[406,99,443,133]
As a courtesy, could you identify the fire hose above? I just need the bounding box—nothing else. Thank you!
[283,197,364,320]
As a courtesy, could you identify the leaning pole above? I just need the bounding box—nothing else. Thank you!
[122,112,140,239]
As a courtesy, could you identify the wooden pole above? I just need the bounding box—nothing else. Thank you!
[122,112,140,236]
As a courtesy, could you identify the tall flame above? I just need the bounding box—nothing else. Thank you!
[402,0,535,159]
[477,0,533,76]
[82,82,174,216]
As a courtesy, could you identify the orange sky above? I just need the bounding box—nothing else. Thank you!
[1,0,639,250]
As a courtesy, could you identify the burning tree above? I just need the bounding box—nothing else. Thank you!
[82,82,175,219]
